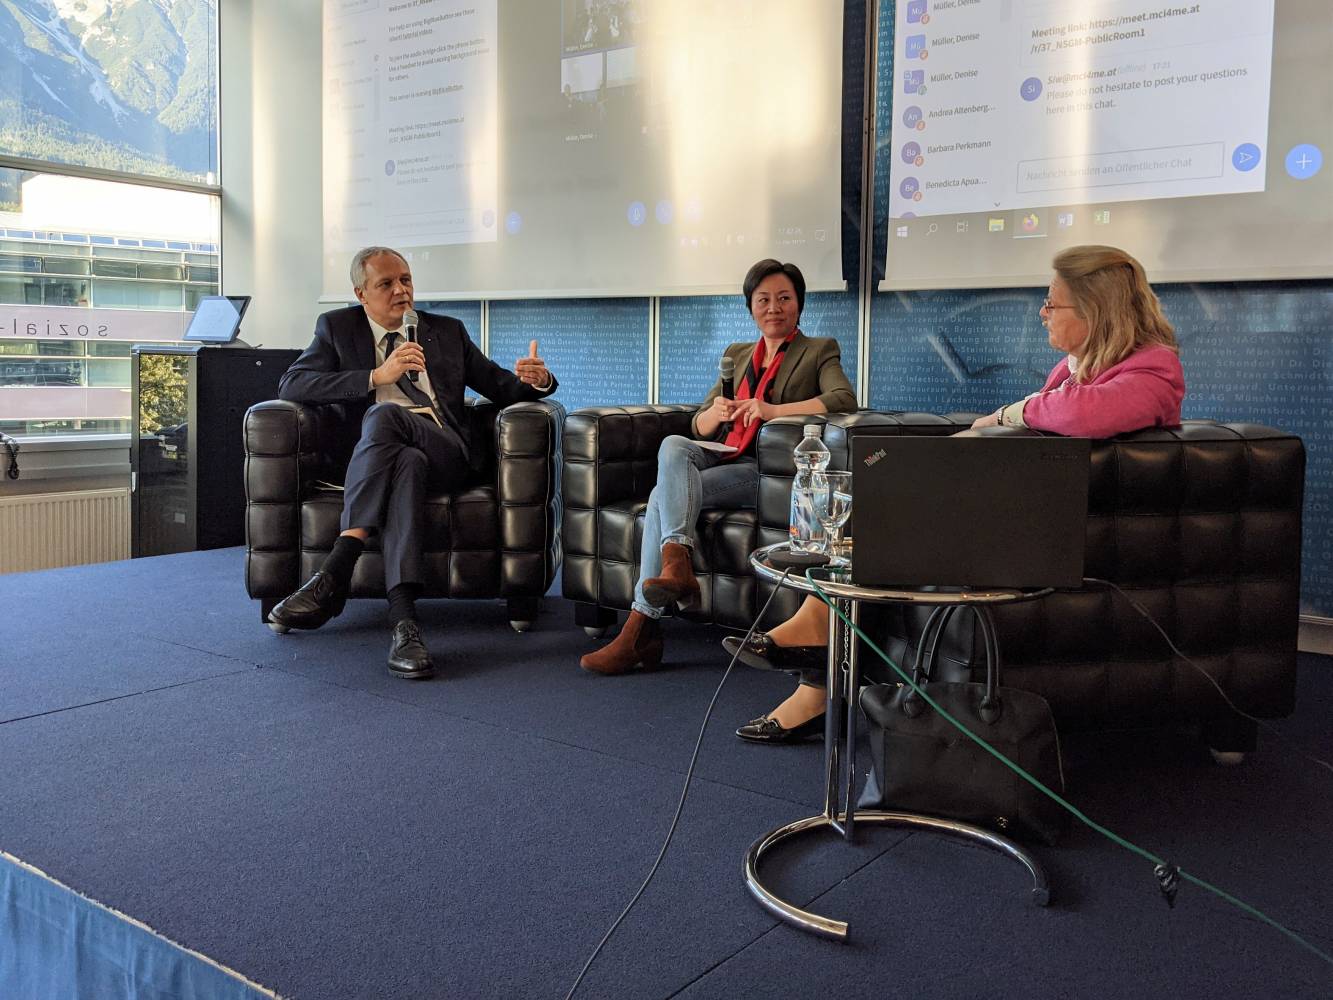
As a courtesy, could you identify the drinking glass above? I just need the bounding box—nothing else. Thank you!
[815,471,852,565]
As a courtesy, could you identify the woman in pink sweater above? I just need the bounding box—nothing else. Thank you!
[970,244,1183,435]
[732,245,1184,744]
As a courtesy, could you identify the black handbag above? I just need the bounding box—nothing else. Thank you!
[857,606,1068,846]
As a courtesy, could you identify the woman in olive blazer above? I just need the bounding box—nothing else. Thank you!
[580,259,856,675]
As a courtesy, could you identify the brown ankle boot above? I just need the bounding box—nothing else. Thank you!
[580,611,664,675]
[641,542,701,609]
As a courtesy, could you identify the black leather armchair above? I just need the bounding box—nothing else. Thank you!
[560,406,973,633]
[563,406,1304,752]
[244,397,564,631]
[876,421,1305,754]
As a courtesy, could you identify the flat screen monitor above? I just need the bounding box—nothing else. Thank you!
[183,296,250,343]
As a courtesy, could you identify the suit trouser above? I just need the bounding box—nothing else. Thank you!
[341,402,469,591]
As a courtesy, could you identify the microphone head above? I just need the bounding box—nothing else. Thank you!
[403,308,419,332]
[719,356,735,379]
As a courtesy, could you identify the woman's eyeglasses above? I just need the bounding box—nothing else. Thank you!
[1041,298,1077,311]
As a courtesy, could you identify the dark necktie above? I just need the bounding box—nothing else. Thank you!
[386,334,437,408]
[384,331,437,412]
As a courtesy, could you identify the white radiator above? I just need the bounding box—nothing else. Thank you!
[0,488,131,574]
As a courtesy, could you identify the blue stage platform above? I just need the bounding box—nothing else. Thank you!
[1,548,1330,998]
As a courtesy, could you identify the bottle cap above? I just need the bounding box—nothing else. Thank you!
[803,424,821,436]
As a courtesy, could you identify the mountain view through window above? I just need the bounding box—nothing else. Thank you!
[0,0,218,183]
[0,1,220,437]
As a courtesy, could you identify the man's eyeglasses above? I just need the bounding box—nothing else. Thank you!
[1041,298,1077,311]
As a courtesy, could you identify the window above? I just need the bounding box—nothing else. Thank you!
[0,1,218,186]
[0,0,221,438]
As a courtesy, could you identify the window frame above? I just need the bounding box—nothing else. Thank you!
[0,0,224,446]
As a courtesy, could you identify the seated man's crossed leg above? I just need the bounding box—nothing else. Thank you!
[269,403,469,679]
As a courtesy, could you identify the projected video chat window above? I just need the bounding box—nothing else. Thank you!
[322,0,846,300]
[881,0,1333,289]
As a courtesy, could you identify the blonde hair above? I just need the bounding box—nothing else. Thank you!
[1053,245,1177,382]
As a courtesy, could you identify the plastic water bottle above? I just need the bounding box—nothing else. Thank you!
[790,424,830,552]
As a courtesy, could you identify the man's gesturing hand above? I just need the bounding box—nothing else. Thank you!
[515,339,552,389]
[371,340,426,386]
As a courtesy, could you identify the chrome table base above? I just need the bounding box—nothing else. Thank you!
[744,544,1053,941]
[744,810,1051,941]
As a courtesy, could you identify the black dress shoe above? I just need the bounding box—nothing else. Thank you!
[267,571,349,631]
[388,619,435,679]
[735,713,825,744]
[721,633,827,675]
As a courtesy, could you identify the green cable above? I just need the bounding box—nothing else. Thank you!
[806,572,1333,970]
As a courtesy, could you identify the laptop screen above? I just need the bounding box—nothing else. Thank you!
[849,435,1090,589]
[182,296,250,343]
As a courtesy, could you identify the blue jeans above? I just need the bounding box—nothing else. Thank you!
[633,435,759,619]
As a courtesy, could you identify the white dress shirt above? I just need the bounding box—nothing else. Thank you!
[365,312,439,409]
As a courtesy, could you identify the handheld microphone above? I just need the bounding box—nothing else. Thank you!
[718,355,735,429]
[403,308,420,382]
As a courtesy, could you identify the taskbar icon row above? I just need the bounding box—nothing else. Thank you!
[893,207,1116,239]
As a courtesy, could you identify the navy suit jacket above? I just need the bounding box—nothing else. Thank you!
[279,305,557,469]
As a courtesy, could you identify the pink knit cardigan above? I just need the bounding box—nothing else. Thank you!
[1022,345,1185,438]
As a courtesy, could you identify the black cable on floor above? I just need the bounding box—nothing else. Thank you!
[564,570,791,1000]
[1084,576,1333,777]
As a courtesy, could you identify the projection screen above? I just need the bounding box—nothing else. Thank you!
[322,0,846,300]
[881,0,1333,290]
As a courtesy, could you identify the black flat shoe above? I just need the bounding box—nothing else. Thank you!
[268,570,349,631]
[388,619,435,679]
[721,633,827,675]
[735,713,825,744]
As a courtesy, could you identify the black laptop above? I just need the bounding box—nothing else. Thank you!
[849,435,1090,589]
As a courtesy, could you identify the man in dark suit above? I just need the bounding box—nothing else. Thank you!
[268,246,557,678]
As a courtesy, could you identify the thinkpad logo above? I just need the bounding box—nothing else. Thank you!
[863,447,887,467]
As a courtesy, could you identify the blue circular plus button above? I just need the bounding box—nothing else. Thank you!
[1285,144,1323,180]
[1231,143,1261,172]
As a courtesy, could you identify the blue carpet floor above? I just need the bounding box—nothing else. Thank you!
[1,547,1330,999]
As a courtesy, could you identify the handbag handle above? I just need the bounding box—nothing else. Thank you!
[901,604,1005,725]
[973,605,1003,724]
[901,605,958,719]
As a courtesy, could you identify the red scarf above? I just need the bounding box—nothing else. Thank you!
[720,332,796,458]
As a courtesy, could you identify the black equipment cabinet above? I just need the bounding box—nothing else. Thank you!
[131,344,299,556]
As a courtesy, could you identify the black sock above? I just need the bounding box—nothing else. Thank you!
[322,535,365,587]
[387,583,421,625]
